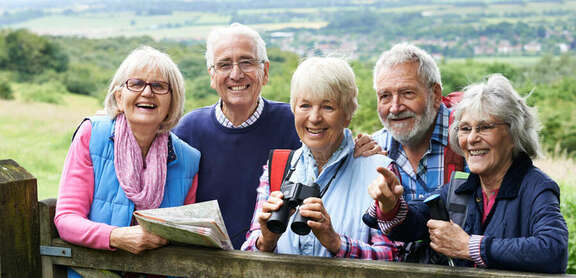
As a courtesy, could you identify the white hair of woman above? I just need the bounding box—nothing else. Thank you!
[104,45,185,133]
[290,57,358,121]
[449,73,542,159]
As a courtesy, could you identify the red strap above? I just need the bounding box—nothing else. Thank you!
[268,149,293,192]
[441,91,463,108]
[444,110,465,184]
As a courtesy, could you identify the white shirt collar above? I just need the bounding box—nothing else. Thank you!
[215,97,264,128]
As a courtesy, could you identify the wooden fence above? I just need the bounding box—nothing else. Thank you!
[0,159,572,278]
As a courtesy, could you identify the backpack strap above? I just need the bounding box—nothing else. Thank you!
[445,171,470,227]
[267,149,295,192]
[441,91,463,108]
[71,117,91,141]
[443,110,465,184]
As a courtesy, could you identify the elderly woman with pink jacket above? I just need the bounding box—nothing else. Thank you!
[55,46,200,277]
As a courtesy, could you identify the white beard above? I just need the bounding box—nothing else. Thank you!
[379,94,438,147]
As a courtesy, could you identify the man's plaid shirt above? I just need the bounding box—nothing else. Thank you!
[373,104,452,201]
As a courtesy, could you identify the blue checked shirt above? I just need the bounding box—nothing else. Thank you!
[373,104,452,201]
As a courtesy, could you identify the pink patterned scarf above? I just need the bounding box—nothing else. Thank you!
[113,113,168,210]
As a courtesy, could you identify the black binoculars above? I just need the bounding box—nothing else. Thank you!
[266,181,320,235]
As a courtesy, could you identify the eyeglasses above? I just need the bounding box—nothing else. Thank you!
[211,59,264,75]
[456,122,510,137]
[123,78,171,95]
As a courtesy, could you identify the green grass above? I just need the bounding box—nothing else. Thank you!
[236,7,328,14]
[535,153,576,274]
[5,10,330,41]
[8,11,230,39]
[561,183,576,274]
[368,1,576,16]
[0,90,102,199]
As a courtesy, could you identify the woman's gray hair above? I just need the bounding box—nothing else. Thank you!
[449,74,542,159]
[205,23,269,70]
[104,45,185,133]
[373,43,442,91]
[290,57,358,121]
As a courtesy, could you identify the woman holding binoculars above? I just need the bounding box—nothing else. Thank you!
[241,57,400,260]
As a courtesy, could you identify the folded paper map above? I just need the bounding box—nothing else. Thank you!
[134,200,233,250]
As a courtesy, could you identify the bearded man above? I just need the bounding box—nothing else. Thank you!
[371,43,465,201]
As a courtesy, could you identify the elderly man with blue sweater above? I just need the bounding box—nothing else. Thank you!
[173,23,301,249]
[174,24,379,249]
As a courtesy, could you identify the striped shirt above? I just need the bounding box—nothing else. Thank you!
[373,104,451,201]
[215,97,264,128]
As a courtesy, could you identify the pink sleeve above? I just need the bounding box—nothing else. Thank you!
[184,173,199,204]
[54,120,117,250]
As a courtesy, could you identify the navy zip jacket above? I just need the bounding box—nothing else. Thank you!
[388,153,568,273]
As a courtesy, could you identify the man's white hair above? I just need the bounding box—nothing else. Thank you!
[205,23,269,70]
[373,43,442,91]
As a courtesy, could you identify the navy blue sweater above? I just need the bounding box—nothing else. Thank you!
[173,99,301,248]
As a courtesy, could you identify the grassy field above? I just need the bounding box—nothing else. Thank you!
[6,10,327,41]
[0,91,102,199]
[9,11,230,40]
[369,1,576,15]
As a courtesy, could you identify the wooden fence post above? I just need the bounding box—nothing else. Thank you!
[0,159,41,277]
[39,198,67,278]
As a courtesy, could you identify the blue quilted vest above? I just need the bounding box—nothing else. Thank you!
[69,116,200,277]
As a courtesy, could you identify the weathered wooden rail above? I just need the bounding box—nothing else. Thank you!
[1,159,573,277]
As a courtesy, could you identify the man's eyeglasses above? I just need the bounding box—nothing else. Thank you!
[123,78,170,95]
[456,122,510,137]
[211,59,264,75]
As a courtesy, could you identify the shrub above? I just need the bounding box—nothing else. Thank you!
[0,82,13,100]
[20,80,68,104]
[187,75,213,100]
[63,64,109,96]
[4,29,69,75]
